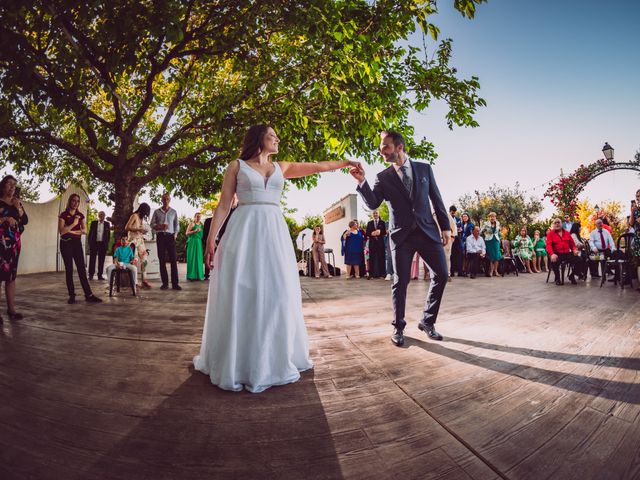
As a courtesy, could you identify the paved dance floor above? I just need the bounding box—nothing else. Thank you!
[2,269,639,479]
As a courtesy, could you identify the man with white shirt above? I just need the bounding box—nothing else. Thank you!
[588,218,616,278]
[465,226,486,279]
[351,130,451,346]
[88,211,110,280]
[151,193,181,290]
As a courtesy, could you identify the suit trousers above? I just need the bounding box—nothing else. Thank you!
[157,233,179,287]
[88,241,108,277]
[368,238,386,278]
[391,228,448,330]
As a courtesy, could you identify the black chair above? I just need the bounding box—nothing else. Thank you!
[602,233,634,289]
[109,267,137,297]
[546,258,570,284]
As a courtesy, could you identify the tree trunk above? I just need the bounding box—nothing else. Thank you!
[110,177,137,237]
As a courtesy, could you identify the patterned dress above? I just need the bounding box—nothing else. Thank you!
[0,200,28,282]
[514,235,534,261]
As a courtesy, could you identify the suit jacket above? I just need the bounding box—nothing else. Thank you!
[88,220,111,245]
[357,160,449,248]
[202,217,212,245]
[366,219,387,249]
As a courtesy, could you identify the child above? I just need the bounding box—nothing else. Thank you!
[106,235,139,292]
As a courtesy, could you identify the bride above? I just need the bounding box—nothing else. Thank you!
[193,124,360,393]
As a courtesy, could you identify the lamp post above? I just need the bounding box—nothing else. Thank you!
[602,142,614,161]
[594,204,600,217]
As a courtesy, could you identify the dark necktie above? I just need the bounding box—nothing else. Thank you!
[399,165,412,195]
[599,230,606,250]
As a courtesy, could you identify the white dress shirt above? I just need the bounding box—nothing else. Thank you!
[466,235,486,254]
[589,228,615,252]
[96,221,104,242]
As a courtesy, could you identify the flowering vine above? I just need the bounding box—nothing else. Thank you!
[544,158,640,216]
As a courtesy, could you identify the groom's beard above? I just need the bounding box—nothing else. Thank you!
[383,151,399,163]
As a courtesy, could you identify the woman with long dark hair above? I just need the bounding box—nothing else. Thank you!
[193,124,360,393]
[0,175,29,321]
[125,202,152,289]
[58,193,102,304]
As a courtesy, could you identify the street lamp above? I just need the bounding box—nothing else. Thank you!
[594,204,600,215]
[602,142,614,161]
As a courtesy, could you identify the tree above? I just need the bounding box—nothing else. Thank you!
[458,183,543,239]
[0,0,486,231]
[575,198,623,240]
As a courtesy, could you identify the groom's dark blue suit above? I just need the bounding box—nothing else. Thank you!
[357,160,450,331]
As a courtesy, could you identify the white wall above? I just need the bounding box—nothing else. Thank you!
[18,184,90,274]
[322,194,359,273]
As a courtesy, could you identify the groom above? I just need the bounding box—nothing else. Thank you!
[351,131,451,346]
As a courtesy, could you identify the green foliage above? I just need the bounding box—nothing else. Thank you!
[301,214,323,230]
[364,202,389,222]
[11,174,40,202]
[175,215,190,262]
[0,0,486,231]
[458,183,543,239]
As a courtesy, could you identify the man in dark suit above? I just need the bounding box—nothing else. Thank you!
[88,211,111,280]
[365,210,387,278]
[351,130,451,346]
[202,216,212,279]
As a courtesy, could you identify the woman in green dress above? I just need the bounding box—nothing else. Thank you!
[514,226,536,273]
[186,212,204,281]
[481,212,502,277]
[533,229,548,272]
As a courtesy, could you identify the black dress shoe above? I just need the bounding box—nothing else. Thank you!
[85,295,103,303]
[160,284,169,290]
[418,322,443,341]
[172,285,182,291]
[569,275,577,285]
[6,311,23,321]
[391,329,405,346]
[555,279,562,286]
[68,295,76,304]
[98,275,104,280]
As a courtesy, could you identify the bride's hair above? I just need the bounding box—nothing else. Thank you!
[239,124,273,160]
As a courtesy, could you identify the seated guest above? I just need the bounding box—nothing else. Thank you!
[465,226,486,279]
[601,216,612,234]
[546,218,580,285]
[569,222,587,279]
[106,235,139,291]
[514,226,536,273]
[588,218,616,278]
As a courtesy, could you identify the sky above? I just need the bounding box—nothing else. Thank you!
[6,0,640,221]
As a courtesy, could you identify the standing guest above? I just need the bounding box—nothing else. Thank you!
[58,194,102,304]
[449,206,464,277]
[125,203,152,289]
[441,209,458,281]
[342,220,364,279]
[411,252,428,280]
[629,191,640,290]
[588,218,616,278]
[465,226,486,279]
[106,235,139,291]
[482,212,503,277]
[0,175,29,321]
[88,211,111,280]
[569,222,587,279]
[202,215,212,280]
[311,225,332,278]
[186,212,205,281]
[352,130,451,346]
[460,213,474,276]
[546,217,580,285]
[151,193,181,290]
[562,214,574,232]
[533,230,548,272]
[514,227,536,273]
[601,217,612,234]
[365,210,387,278]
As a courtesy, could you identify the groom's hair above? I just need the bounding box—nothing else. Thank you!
[381,130,405,150]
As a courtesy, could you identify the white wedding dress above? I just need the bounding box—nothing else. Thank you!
[193,160,313,393]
